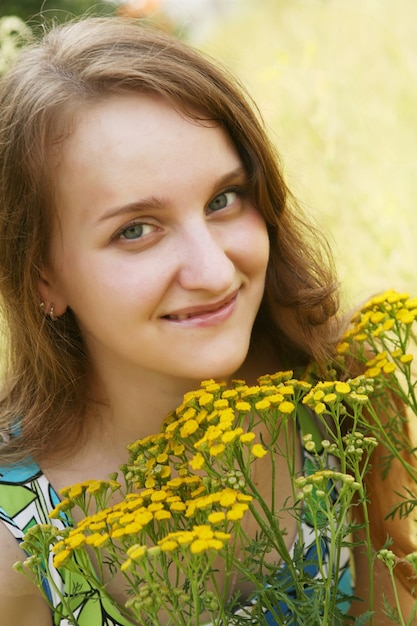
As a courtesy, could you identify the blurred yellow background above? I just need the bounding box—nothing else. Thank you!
[198,0,417,311]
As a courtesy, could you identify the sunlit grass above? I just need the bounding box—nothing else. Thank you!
[201,0,417,309]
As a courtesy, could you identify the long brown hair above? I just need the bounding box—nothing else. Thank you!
[0,17,339,463]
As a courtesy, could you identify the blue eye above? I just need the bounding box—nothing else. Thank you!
[118,222,155,240]
[208,190,237,212]
[120,224,144,239]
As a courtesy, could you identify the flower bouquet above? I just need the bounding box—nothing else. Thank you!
[16,290,417,625]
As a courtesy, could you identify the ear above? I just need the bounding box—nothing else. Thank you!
[38,266,68,317]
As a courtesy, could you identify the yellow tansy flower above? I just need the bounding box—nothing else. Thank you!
[171,443,185,456]
[209,443,226,456]
[396,309,415,325]
[366,366,381,378]
[405,297,417,309]
[383,319,395,331]
[198,393,214,407]
[88,521,106,532]
[221,389,238,399]
[208,511,226,524]
[336,342,349,354]
[154,510,171,521]
[278,401,295,414]
[226,504,248,521]
[53,549,72,569]
[160,466,171,479]
[313,402,326,415]
[160,540,179,552]
[214,399,229,409]
[65,483,84,499]
[189,453,205,470]
[237,493,253,503]
[239,432,256,444]
[169,501,186,513]
[313,390,324,401]
[241,386,260,398]
[267,393,284,405]
[335,382,351,394]
[219,489,237,507]
[353,333,367,342]
[66,532,86,550]
[383,362,396,374]
[135,510,153,526]
[175,531,195,545]
[255,399,271,411]
[235,401,251,413]
[221,428,243,444]
[49,499,72,519]
[85,532,109,548]
[180,419,199,438]
[370,311,385,324]
[251,444,267,458]
[127,544,147,561]
[151,490,168,503]
[190,539,209,554]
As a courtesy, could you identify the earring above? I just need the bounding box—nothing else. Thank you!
[39,301,45,310]
[49,305,56,321]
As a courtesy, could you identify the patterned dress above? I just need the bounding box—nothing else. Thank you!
[0,415,353,625]
[0,460,134,626]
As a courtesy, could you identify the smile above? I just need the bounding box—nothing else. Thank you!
[163,290,239,323]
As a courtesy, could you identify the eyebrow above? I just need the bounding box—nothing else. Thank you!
[97,166,248,223]
[98,197,164,223]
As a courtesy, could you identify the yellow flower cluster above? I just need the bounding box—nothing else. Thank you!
[337,290,416,375]
[122,525,232,572]
[50,478,121,519]
[48,372,317,573]
[51,480,253,569]
[302,377,372,416]
[125,373,313,493]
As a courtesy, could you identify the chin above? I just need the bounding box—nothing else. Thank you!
[196,357,248,383]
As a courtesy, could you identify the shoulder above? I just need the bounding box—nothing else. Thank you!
[0,520,52,625]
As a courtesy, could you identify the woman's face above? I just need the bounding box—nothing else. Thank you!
[42,94,269,390]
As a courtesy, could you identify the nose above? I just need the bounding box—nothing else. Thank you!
[175,218,235,293]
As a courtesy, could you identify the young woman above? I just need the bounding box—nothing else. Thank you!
[0,16,414,625]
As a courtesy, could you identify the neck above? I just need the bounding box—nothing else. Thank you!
[44,334,283,475]
[88,334,283,448]
[86,373,191,456]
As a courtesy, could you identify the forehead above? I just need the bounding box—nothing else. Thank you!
[48,93,243,223]
[51,92,235,167]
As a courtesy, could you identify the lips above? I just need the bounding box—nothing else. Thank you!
[163,290,239,321]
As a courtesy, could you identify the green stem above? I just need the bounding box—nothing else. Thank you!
[387,565,407,626]
[355,475,374,624]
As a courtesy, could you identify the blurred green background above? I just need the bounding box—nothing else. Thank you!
[2,0,417,312]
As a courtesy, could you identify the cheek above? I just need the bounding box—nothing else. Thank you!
[237,212,270,275]
[79,255,171,313]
